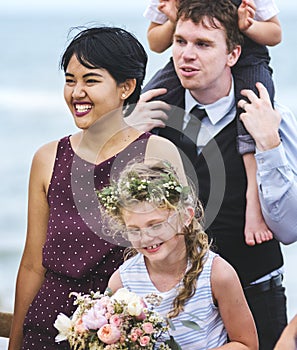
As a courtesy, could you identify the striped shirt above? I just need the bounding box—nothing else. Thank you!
[119,250,227,349]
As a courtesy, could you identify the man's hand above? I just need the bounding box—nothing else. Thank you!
[238,82,281,151]
[125,88,170,132]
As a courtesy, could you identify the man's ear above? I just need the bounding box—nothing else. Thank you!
[227,45,241,68]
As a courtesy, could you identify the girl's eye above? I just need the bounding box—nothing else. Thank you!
[150,223,163,231]
[127,230,141,236]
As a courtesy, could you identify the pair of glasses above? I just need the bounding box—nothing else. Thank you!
[124,212,178,242]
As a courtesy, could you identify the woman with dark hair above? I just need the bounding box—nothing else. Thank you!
[8,26,186,350]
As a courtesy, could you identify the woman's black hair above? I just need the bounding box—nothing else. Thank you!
[60,26,148,106]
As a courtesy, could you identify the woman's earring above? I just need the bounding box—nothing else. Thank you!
[121,93,126,99]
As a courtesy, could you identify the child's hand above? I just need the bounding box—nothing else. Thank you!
[238,0,256,33]
[158,0,179,23]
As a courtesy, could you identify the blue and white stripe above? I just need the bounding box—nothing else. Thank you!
[119,250,227,349]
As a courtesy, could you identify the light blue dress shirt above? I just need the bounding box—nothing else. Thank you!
[255,102,297,245]
[184,80,236,152]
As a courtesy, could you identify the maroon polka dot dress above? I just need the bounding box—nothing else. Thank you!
[22,133,152,349]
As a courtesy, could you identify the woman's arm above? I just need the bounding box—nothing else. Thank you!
[8,142,57,350]
[211,256,258,349]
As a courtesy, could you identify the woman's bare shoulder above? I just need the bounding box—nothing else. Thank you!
[33,139,59,164]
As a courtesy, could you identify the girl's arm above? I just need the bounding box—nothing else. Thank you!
[211,256,258,349]
[108,270,124,293]
[8,142,57,350]
[238,0,281,46]
[145,135,188,186]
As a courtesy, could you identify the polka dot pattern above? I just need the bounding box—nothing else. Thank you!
[22,133,152,349]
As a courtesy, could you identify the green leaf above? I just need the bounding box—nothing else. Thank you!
[165,336,182,350]
[180,320,201,330]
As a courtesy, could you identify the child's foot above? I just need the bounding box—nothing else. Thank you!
[245,207,274,246]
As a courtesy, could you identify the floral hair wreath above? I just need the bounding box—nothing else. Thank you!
[96,162,192,217]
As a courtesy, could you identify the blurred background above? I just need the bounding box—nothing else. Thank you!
[0,1,296,348]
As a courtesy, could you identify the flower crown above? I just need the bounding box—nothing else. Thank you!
[97,169,190,216]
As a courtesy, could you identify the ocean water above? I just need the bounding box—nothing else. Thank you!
[0,2,296,348]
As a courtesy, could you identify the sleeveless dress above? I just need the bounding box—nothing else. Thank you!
[22,133,152,350]
[119,250,227,349]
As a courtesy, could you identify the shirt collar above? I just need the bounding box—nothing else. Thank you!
[185,78,236,125]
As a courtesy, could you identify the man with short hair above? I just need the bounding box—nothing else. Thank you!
[126,0,288,348]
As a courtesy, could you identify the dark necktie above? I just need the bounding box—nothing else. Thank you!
[181,106,207,156]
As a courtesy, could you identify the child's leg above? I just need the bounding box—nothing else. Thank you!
[142,57,183,105]
[243,153,273,246]
[233,63,275,154]
[233,63,275,245]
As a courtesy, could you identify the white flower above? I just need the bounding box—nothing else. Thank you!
[53,313,73,342]
[127,299,143,317]
[111,288,143,316]
[111,287,135,302]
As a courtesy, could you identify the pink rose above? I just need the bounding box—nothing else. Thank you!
[139,335,151,346]
[130,331,138,342]
[142,322,154,334]
[97,324,121,344]
[134,327,143,337]
[109,314,122,327]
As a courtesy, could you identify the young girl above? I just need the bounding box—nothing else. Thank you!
[141,0,281,246]
[98,160,258,349]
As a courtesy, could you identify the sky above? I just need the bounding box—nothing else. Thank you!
[0,0,145,14]
[0,0,296,14]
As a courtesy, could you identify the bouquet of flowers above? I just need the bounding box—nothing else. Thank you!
[54,288,178,350]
